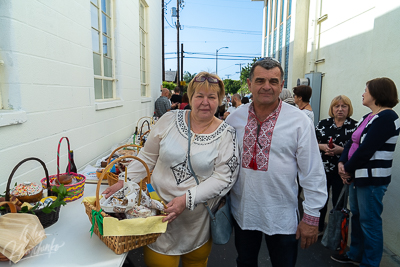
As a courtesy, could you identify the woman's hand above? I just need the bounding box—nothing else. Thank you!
[102,180,124,199]
[338,162,352,184]
[162,194,186,223]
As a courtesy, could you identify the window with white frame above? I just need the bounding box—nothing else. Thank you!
[139,1,148,97]
[91,0,115,100]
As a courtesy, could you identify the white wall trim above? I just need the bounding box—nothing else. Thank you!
[141,97,152,103]
[95,100,123,110]
[0,110,27,127]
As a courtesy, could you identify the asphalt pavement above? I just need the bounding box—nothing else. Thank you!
[123,233,400,267]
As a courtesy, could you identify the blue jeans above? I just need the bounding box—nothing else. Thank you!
[347,184,388,267]
[233,218,298,267]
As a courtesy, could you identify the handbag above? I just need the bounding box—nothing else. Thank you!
[321,185,350,253]
[187,111,233,245]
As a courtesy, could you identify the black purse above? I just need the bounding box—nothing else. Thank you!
[187,111,233,245]
[321,185,350,252]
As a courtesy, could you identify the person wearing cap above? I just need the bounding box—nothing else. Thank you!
[226,57,327,267]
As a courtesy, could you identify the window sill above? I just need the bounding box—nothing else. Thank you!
[0,110,27,127]
[95,100,123,110]
[141,97,152,103]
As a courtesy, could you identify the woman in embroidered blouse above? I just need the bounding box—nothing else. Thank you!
[315,95,357,234]
[293,85,314,122]
[331,78,399,267]
[103,72,239,267]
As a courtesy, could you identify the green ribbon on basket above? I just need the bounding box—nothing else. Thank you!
[90,209,104,237]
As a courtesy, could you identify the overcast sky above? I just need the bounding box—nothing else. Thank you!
[163,0,265,81]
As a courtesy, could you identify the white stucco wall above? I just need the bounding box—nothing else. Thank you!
[305,0,400,255]
[0,0,161,188]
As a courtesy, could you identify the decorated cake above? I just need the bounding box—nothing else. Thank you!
[11,182,43,203]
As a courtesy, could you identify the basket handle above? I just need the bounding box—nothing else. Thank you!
[56,137,71,182]
[106,144,143,164]
[96,155,151,212]
[139,130,150,146]
[5,157,51,201]
[0,201,17,213]
[139,120,150,137]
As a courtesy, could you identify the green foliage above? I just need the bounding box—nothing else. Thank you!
[162,81,176,91]
[239,57,261,84]
[19,184,71,214]
[224,79,242,95]
[183,71,196,84]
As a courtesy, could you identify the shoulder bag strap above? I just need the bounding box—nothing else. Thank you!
[187,111,215,218]
[334,184,349,210]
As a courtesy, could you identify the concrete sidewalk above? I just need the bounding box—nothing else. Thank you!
[124,234,400,266]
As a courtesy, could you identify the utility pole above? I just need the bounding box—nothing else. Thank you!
[235,63,245,82]
[176,0,180,88]
[181,43,184,89]
[162,0,165,81]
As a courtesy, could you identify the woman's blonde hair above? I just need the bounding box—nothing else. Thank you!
[187,72,225,106]
[329,95,353,118]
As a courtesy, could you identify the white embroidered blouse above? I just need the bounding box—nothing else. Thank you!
[123,110,239,255]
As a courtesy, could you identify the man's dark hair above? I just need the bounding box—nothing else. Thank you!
[367,77,399,108]
[174,87,181,94]
[249,58,284,81]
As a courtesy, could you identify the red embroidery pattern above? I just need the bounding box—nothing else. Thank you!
[242,101,282,171]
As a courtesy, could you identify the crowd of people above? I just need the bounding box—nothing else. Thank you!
[105,58,399,267]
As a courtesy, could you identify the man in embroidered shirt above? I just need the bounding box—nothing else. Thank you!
[226,58,327,267]
[154,88,171,117]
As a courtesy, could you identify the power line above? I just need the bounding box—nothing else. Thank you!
[183,25,261,35]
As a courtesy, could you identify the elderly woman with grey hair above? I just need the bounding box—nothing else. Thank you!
[279,88,296,106]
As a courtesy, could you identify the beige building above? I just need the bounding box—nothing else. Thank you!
[254,0,400,256]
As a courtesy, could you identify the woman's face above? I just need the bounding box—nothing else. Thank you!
[332,100,349,120]
[191,86,219,121]
[293,94,301,105]
[362,86,375,108]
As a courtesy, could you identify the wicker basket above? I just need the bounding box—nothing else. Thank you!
[83,155,161,254]
[104,144,142,186]
[41,137,86,202]
[5,157,61,229]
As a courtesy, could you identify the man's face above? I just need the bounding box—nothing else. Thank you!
[247,66,284,107]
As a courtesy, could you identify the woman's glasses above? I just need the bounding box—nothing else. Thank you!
[193,76,220,84]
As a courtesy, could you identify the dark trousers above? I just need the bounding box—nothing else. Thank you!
[233,218,298,267]
[318,172,344,232]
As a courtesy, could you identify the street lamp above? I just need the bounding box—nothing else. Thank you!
[216,46,228,76]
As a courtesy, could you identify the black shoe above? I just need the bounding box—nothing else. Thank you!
[331,254,360,266]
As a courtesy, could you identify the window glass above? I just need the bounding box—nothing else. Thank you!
[104,56,112,77]
[93,53,101,75]
[91,0,114,100]
[101,0,111,16]
[91,4,99,29]
[102,13,111,36]
[104,80,113,98]
[92,29,100,52]
[94,79,102,99]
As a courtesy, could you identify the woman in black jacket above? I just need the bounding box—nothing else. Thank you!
[315,95,357,235]
[331,78,399,267]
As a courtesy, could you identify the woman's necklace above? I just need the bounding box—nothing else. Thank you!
[191,119,214,135]
[300,103,309,110]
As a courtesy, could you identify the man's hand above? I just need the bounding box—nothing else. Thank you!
[295,221,318,249]
[162,194,186,223]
